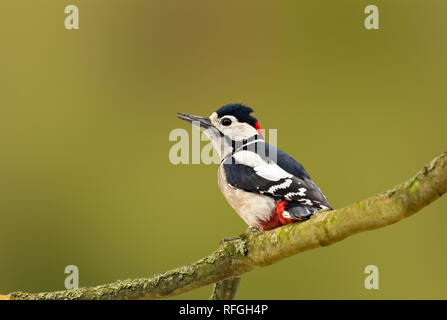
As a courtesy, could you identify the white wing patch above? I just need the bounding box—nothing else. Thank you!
[268,179,292,194]
[232,150,262,167]
[283,188,307,200]
[298,199,313,206]
[233,150,292,182]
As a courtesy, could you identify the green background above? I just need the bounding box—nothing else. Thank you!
[0,0,446,299]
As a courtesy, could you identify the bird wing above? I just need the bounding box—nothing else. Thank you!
[223,143,331,210]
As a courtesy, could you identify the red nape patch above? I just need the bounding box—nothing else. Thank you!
[254,121,264,137]
[260,200,294,231]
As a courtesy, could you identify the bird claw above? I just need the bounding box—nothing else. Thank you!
[220,227,261,246]
[219,236,241,246]
[246,226,261,234]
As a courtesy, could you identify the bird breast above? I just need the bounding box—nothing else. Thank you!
[217,165,275,228]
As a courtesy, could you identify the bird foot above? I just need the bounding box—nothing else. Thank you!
[245,226,262,235]
[219,236,241,246]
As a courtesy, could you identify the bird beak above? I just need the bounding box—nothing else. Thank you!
[177,112,213,131]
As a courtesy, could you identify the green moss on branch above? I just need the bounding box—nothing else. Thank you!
[6,152,447,300]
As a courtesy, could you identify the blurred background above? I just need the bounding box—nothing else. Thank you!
[0,0,446,299]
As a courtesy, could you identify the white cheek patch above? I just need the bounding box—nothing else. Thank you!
[220,123,258,141]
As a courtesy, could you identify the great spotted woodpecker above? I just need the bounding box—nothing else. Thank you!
[178,103,332,231]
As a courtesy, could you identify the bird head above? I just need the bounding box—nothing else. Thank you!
[178,103,264,158]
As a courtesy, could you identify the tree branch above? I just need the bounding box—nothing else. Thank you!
[2,152,446,300]
[209,277,241,300]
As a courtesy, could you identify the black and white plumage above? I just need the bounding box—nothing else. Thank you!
[223,139,331,216]
[178,103,332,230]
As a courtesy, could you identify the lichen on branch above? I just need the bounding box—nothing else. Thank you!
[3,152,447,300]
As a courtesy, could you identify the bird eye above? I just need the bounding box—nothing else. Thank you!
[221,118,232,126]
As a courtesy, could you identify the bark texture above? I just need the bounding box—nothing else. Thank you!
[2,152,446,300]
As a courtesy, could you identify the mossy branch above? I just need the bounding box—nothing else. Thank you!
[2,152,446,300]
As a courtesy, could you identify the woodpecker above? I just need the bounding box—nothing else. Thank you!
[178,103,332,231]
